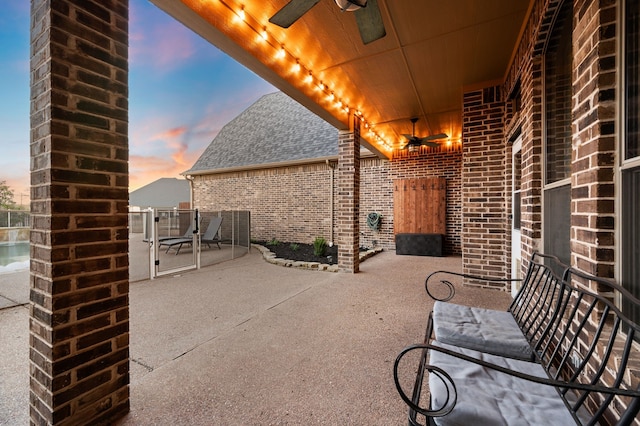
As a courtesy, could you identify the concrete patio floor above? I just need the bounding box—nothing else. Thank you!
[0,247,512,425]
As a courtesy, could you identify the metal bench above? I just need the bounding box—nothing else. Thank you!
[393,253,640,425]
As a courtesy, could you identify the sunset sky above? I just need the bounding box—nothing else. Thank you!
[0,0,275,205]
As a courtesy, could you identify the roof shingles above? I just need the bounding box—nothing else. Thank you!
[185,92,337,174]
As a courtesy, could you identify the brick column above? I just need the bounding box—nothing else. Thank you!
[337,118,360,272]
[461,86,509,288]
[570,0,617,278]
[30,0,130,423]
[518,56,544,268]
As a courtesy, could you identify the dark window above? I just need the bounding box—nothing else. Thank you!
[623,0,640,329]
[545,0,573,184]
[626,0,640,159]
[622,168,640,329]
[544,185,571,265]
[543,0,572,265]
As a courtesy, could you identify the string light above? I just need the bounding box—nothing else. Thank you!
[305,71,313,84]
[212,1,390,149]
[233,5,246,23]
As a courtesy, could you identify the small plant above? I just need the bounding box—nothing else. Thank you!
[267,238,280,246]
[313,237,327,256]
[289,243,300,251]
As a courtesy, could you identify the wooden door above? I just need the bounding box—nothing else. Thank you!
[393,177,446,234]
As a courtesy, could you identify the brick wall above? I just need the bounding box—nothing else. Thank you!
[501,0,618,279]
[571,0,618,279]
[30,0,130,423]
[337,127,360,272]
[194,163,334,245]
[499,1,632,420]
[192,147,462,255]
[390,147,463,255]
[518,55,545,268]
[502,0,564,273]
[461,87,510,287]
[359,157,394,249]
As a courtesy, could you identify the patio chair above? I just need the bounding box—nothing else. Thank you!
[159,223,198,255]
[201,217,223,250]
[158,223,194,242]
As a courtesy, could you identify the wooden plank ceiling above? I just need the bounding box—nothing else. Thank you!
[150,0,532,158]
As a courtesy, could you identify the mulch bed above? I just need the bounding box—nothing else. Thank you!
[254,241,339,264]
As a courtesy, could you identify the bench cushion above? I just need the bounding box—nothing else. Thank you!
[429,341,576,426]
[433,301,533,361]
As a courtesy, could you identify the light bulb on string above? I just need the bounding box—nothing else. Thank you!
[305,72,313,84]
[234,5,246,23]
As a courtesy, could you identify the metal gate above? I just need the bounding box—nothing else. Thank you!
[151,208,200,278]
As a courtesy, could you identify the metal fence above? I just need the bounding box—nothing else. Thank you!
[0,210,31,228]
[127,209,252,281]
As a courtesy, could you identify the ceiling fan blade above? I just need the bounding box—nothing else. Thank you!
[354,0,386,44]
[423,133,448,141]
[422,141,440,148]
[401,134,414,140]
[269,0,320,28]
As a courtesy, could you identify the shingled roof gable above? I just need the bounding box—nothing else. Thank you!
[186,92,338,174]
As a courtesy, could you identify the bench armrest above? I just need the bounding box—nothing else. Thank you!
[424,270,522,301]
[393,343,457,421]
[394,342,640,425]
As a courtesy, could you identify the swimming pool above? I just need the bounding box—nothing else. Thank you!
[0,241,30,267]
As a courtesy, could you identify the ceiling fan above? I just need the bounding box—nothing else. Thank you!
[402,118,448,150]
[269,0,386,45]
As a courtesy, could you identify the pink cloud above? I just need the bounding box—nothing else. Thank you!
[129,149,201,192]
[129,121,203,191]
[149,125,192,167]
[153,126,188,140]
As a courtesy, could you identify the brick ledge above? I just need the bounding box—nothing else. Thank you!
[251,244,383,272]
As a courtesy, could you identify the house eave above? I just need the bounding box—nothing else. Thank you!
[183,152,379,177]
[183,156,337,177]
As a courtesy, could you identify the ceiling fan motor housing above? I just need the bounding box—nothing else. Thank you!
[335,0,367,11]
